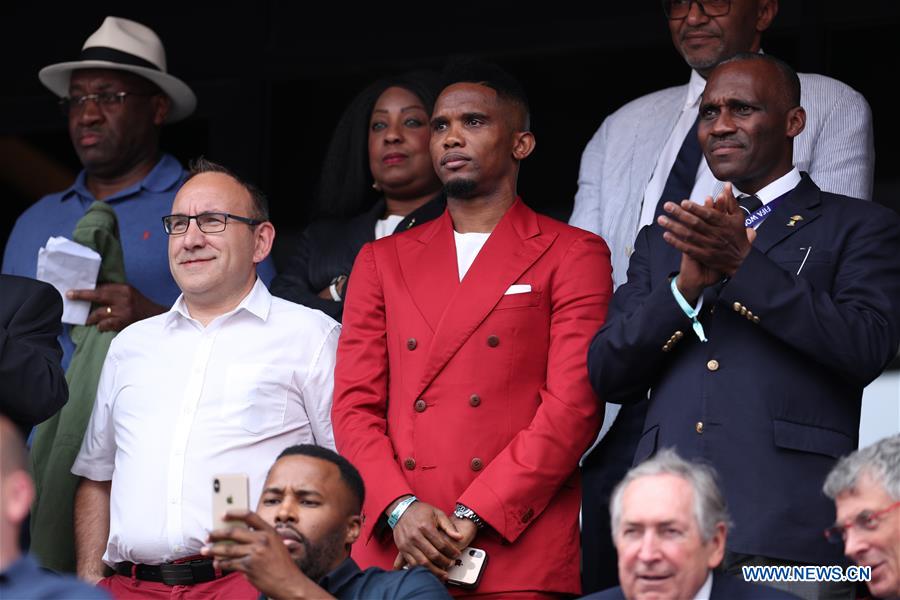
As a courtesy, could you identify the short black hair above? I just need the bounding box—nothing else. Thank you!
[276,445,365,514]
[718,52,801,108]
[185,157,270,221]
[440,58,531,131]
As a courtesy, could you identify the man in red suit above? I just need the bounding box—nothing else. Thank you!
[332,62,613,598]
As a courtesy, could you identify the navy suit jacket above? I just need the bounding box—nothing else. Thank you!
[588,174,900,564]
[581,572,801,600]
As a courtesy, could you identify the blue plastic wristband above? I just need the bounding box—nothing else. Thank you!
[670,276,708,343]
[388,496,418,529]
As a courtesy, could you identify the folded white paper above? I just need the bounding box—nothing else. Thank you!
[504,284,532,295]
[36,236,102,325]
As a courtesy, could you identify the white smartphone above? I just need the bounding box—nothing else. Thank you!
[447,546,488,590]
[211,473,249,531]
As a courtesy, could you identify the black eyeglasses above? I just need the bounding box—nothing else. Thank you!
[162,212,264,236]
[824,500,900,544]
[58,91,155,115]
[663,0,731,20]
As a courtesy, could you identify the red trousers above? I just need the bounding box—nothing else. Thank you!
[98,571,257,600]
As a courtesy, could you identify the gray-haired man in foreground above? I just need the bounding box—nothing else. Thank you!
[582,449,798,600]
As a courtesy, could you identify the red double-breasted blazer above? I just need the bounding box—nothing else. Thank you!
[333,199,612,595]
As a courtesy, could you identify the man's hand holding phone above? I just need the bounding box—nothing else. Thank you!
[390,499,462,580]
[203,510,335,600]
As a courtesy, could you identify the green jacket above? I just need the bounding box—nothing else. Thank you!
[30,201,125,573]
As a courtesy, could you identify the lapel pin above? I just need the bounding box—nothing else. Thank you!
[787,214,803,227]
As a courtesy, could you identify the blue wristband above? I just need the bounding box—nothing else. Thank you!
[388,496,418,529]
[670,276,708,343]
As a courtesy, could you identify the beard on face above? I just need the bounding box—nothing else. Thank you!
[444,177,478,200]
[288,526,347,582]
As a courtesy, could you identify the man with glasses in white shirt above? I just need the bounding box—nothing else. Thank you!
[71,158,340,600]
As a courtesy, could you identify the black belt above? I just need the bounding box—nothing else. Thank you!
[114,559,222,585]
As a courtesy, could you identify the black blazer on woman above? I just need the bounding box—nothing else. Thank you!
[270,194,445,321]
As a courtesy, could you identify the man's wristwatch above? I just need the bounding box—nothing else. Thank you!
[453,503,485,529]
[329,275,348,302]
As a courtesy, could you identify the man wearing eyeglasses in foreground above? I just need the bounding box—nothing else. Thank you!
[71,158,340,599]
[574,0,874,593]
[824,434,900,600]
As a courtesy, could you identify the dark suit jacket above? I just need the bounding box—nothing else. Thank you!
[270,195,445,321]
[581,571,801,600]
[0,275,67,437]
[587,174,900,564]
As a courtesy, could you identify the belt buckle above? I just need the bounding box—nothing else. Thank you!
[159,562,194,586]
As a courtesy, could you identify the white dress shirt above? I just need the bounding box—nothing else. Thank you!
[692,572,714,600]
[734,167,802,215]
[72,278,340,566]
[638,69,723,231]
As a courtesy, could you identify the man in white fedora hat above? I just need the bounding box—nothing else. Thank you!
[3,17,273,363]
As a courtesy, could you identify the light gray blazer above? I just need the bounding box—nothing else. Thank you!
[570,72,874,289]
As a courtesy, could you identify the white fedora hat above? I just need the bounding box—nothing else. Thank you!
[38,16,196,123]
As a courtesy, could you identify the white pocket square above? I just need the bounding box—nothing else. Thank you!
[504,284,532,295]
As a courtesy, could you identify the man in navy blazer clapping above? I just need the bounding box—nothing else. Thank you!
[588,53,900,600]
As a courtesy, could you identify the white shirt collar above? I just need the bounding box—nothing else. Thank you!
[691,571,714,600]
[733,167,801,206]
[166,277,271,328]
[685,70,708,110]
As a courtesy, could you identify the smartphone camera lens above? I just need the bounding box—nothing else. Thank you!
[469,549,477,557]
[213,478,220,493]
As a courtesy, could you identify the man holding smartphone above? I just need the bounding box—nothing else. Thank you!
[332,61,612,597]
[71,160,340,599]
[204,445,450,599]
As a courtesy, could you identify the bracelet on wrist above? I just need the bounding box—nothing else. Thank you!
[388,496,418,529]
[670,276,707,343]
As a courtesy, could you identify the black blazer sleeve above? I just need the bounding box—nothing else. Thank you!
[588,225,691,404]
[271,195,446,323]
[0,275,67,434]
[270,225,347,320]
